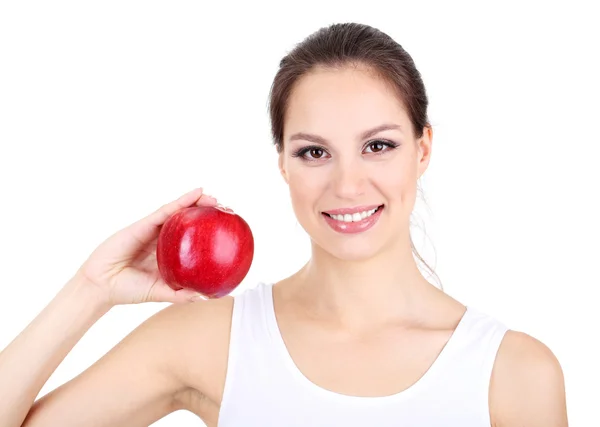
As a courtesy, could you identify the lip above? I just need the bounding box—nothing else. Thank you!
[322,204,382,215]
[322,205,384,234]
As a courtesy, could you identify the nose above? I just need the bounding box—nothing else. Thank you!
[331,157,367,199]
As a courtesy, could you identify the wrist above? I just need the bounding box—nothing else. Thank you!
[63,272,113,315]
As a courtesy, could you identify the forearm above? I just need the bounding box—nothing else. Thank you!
[0,276,111,427]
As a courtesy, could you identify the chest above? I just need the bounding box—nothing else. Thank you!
[215,319,488,427]
[276,317,456,397]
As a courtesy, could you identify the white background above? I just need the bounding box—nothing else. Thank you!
[0,1,597,425]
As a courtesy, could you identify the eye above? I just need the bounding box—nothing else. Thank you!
[291,145,330,161]
[307,147,325,159]
[364,139,400,154]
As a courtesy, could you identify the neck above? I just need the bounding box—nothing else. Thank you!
[288,234,437,328]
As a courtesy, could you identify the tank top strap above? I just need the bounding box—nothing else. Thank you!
[458,306,510,391]
[433,305,509,426]
[219,282,274,417]
[224,281,275,362]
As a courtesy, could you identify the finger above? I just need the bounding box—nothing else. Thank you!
[196,194,218,206]
[129,188,207,246]
[146,187,205,228]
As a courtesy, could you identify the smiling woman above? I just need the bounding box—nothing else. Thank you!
[223,23,567,426]
[0,21,568,427]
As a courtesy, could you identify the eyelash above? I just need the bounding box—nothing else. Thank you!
[291,139,400,162]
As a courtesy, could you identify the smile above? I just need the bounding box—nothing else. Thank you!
[321,205,385,234]
[323,205,384,223]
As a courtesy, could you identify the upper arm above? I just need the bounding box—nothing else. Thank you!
[22,297,233,427]
[490,330,568,427]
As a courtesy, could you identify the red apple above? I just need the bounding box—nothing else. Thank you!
[156,205,254,298]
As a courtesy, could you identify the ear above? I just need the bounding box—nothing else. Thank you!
[278,151,289,184]
[416,126,433,179]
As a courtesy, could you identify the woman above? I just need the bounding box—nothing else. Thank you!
[0,22,567,427]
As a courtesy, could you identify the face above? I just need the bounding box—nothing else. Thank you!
[279,66,432,261]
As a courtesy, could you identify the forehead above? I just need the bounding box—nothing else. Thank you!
[284,67,409,140]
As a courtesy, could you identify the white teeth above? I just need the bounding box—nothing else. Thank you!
[329,207,379,223]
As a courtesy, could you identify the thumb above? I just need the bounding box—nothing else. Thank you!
[149,282,206,304]
[174,288,207,303]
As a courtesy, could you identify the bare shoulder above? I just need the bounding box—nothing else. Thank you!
[489,330,568,427]
[159,296,234,400]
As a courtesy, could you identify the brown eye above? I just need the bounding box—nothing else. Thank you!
[370,142,385,152]
[291,145,330,161]
[364,140,399,154]
[309,148,324,158]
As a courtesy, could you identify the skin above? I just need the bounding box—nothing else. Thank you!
[6,66,568,427]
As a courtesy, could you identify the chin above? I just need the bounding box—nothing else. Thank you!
[312,236,383,262]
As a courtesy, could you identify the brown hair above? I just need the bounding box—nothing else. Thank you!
[268,22,442,289]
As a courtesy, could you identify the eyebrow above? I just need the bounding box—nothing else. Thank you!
[288,123,403,145]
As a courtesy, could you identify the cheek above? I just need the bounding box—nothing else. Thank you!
[374,158,418,204]
[287,165,328,212]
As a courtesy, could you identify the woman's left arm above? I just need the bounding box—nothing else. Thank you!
[489,330,568,427]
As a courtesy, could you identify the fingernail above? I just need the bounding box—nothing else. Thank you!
[190,294,205,302]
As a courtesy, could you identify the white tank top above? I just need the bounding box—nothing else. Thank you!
[217,282,508,426]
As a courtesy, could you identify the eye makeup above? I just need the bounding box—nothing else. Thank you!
[290,139,400,162]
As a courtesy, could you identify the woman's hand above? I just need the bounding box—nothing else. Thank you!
[73,188,217,307]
